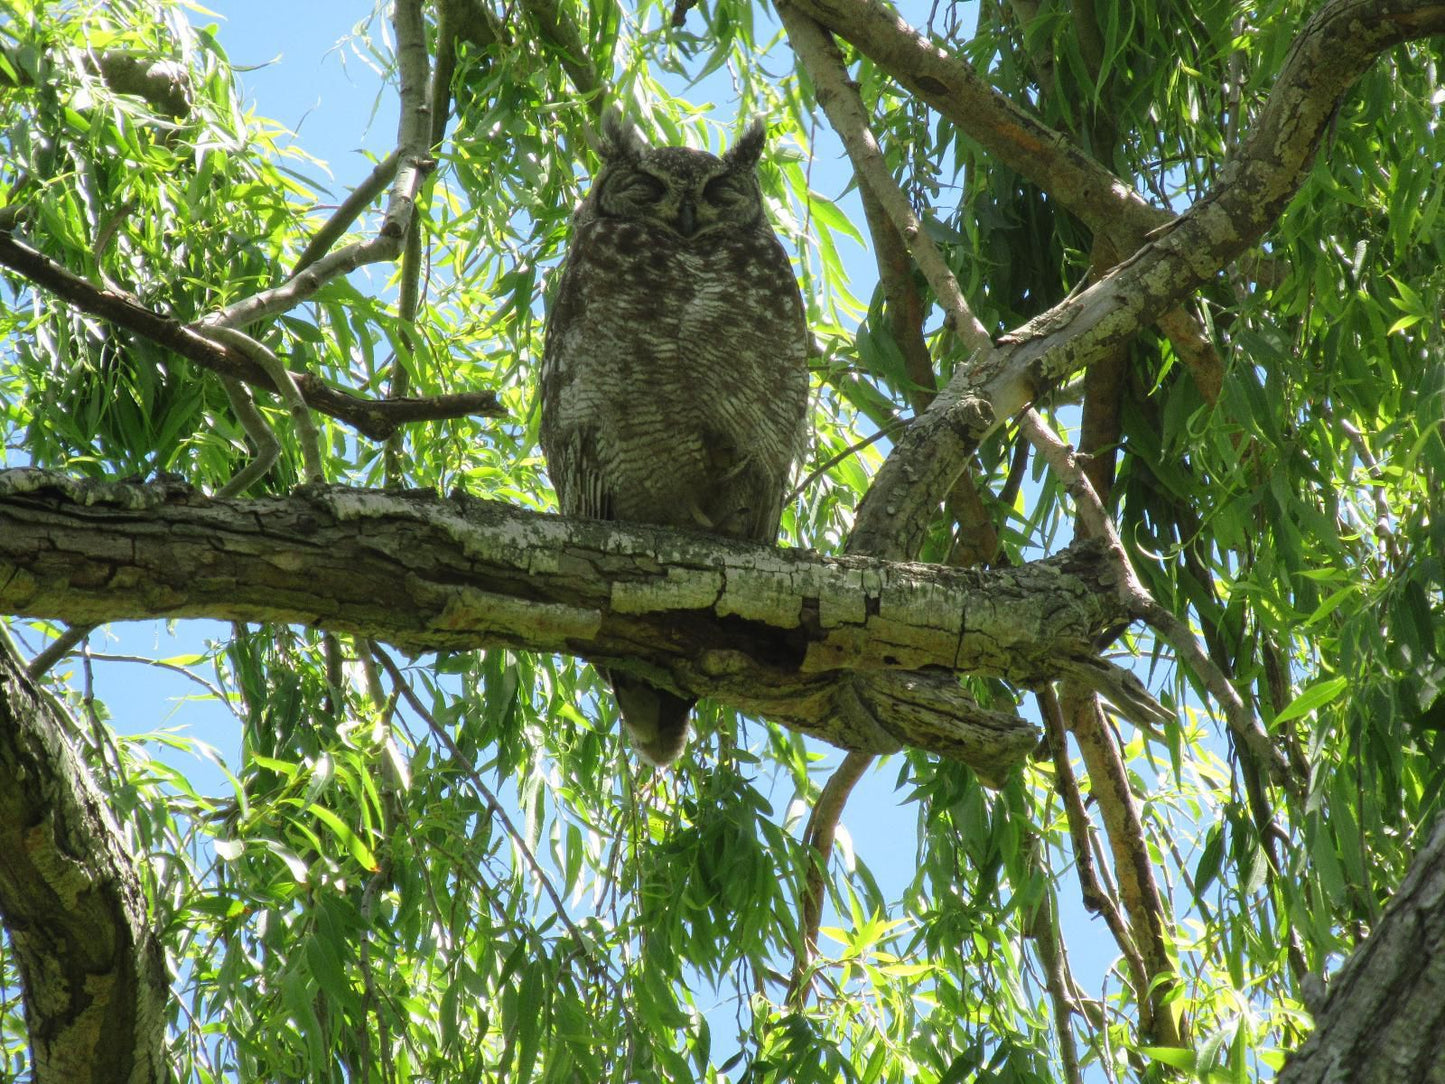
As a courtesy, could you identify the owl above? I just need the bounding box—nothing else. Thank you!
[539,116,810,765]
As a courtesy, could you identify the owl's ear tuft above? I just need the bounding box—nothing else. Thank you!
[600,112,649,162]
[726,120,767,169]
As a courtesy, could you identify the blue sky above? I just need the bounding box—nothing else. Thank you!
[9,1,1137,1072]
[184,1,1136,1054]
[179,0,934,873]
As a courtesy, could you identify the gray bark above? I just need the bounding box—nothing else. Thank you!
[0,468,1157,779]
[1281,820,1445,1084]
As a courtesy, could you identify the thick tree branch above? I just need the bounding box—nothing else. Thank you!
[845,0,1445,561]
[0,470,1168,777]
[0,232,504,441]
[0,630,167,1084]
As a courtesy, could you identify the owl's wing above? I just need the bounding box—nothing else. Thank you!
[538,248,614,521]
[670,227,811,541]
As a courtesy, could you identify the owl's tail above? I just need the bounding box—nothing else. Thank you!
[607,672,695,766]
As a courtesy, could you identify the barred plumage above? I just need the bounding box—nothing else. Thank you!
[539,116,809,764]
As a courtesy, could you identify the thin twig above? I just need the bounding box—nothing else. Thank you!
[25,624,95,679]
[201,326,325,484]
[1025,867,1085,1084]
[293,151,400,276]
[203,0,436,332]
[76,651,243,720]
[215,377,281,498]
[370,645,617,985]
[1018,408,1293,788]
[357,643,398,1084]
[786,422,900,503]
[786,749,874,1008]
[1037,687,1147,999]
[0,232,502,439]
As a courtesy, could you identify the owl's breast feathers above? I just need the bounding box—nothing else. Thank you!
[540,217,809,542]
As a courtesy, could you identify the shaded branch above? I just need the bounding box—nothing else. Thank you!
[1024,857,1085,1084]
[1154,304,1223,405]
[855,175,938,394]
[201,327,325,484]
[0,630,167,1083]
[1037,686,1144,977]
[0,232,504,441]
[215,378,282,497]
[854,157,1005,567]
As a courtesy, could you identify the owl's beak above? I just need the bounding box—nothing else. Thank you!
[676,199,698,237]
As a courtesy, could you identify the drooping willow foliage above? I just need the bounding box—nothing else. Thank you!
[1,0,1442,1080]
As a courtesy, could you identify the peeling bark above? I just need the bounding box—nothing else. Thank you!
[0,469,1150,777]
[0,633,166,1084]
[837,0,1445,561]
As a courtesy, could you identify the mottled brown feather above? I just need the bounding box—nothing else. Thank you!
[539,121,809,764]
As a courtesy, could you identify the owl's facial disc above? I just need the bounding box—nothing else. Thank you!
[593,139,765,238]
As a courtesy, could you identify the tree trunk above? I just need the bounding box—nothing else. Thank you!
[0,632,167,1084]
[1280,819,1445,1084]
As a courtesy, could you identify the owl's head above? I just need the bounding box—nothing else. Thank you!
[585,115,768,238]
